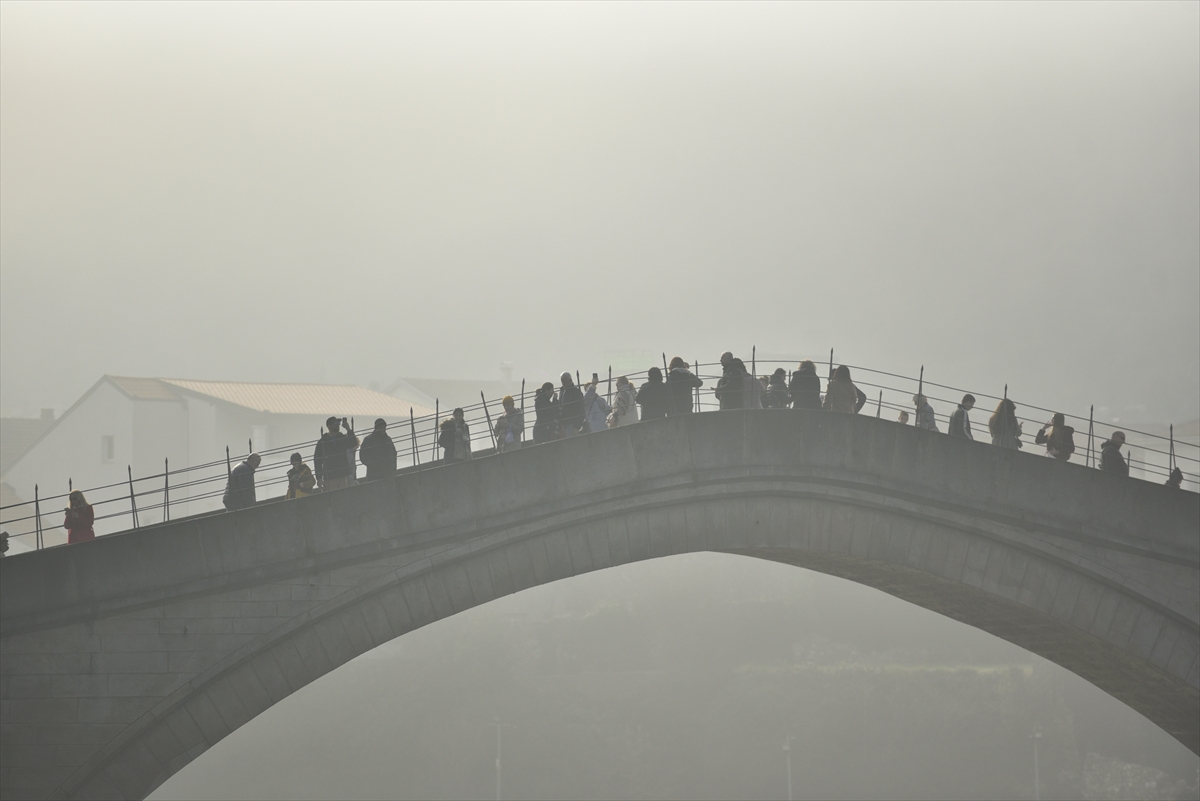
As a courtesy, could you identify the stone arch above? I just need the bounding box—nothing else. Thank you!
[56,476,1199,800]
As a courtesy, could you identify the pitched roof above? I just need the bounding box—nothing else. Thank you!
[387,377,522,413]
[0,417,55,474]
[160,379,434,418]
[108,376,183,401]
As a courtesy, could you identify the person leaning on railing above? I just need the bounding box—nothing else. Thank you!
[64,490,95,543]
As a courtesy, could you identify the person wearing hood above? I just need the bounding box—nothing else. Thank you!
[763,368,791,409]
[582,377,611,434]
[666,357,703,416]
[988,399,1023,450]
[359,418,397,481]
[822,365,859,413]
[1035,413,1076,461]
[1099,431,1128,476]
[533,382,559,443]
[609,375,639,427]
[715,351,746,410]
[637,366,671,421]
[948,395,976,440]
[789,360,821,411]
[914,394,939,432]
[558,372,585,437]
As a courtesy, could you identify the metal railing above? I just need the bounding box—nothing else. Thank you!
[2,354,1196,552]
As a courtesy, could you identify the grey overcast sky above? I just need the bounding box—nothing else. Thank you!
[2,1,1197,423]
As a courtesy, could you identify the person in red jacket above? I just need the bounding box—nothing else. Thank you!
[64,490,95,543]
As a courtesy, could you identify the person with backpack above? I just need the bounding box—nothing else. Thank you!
[789,360,821,411]
[314,417,359,490]
[359,418,397,480]
[1035,413,1076,461]
[608,375,639,427]
[666,357,703,416]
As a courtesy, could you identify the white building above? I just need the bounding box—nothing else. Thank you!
[0,376,434,544]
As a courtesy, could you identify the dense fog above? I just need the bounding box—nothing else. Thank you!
[149,554,1199,800]
[2,2,1198,425]
[2,4,1197,800]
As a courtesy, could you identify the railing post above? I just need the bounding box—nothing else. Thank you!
[226,446,233,481]
[127,465,139,529]
[915,365,924,426]
[1169,423,1176,472]
[694,360,701,412]
[34,484,42,550]
[409,408,419,466]
[606,367,612,405]
[430,400,439,462]
[481,391,497,449]
[828,348,834,380]
[876,390,882,418]
[164,457,170,522]
[751,346,756,379]
[1087,405,1095,468]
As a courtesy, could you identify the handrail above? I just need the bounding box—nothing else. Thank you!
[2,356,1195,548]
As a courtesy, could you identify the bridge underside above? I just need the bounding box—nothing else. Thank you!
[1,411,1196,800]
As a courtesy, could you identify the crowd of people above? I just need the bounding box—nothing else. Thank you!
[32,353,1184,545]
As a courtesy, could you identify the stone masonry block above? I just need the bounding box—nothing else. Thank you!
[205,681,253,735]
[355,595,397,648]
[487,547,516,599]
[606,517,633,570]
[1127,609,1166,662]
[77,697,155,725]
[1049,572,1085,624]
[308,612,357,668]
[167,651,223,675]
[290,626,335,680]
[49,674,108,698]
[3,674,52,698]
[226,663,273,724]
[106,672,188,698]
[624,511,653,564]
[248,650,295,706]
[2,653,91,675]
[565,526,594,576]
[1166,633,1199,683]
[585,522,614,572]
[1067,580,1103,633]
[463,554,497,606]
[960,538,991,589]
[104,736,163,801]
[503,538,539,595]
[1105,597,1144,649]
[1149,623,1182,671]
[93,652,168,674]
[398,579,435,629]
[8,699,78,724]
[420,567,456,620]
[377,585,417,637]
[644,507,673,560]
[54,741,102,768]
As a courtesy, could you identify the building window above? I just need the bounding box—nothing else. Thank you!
[101,435,115,463]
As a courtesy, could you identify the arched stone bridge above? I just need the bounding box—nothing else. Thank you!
[2,411,1197,800]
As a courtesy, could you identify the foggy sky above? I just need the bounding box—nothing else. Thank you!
[2,2,1198,424]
